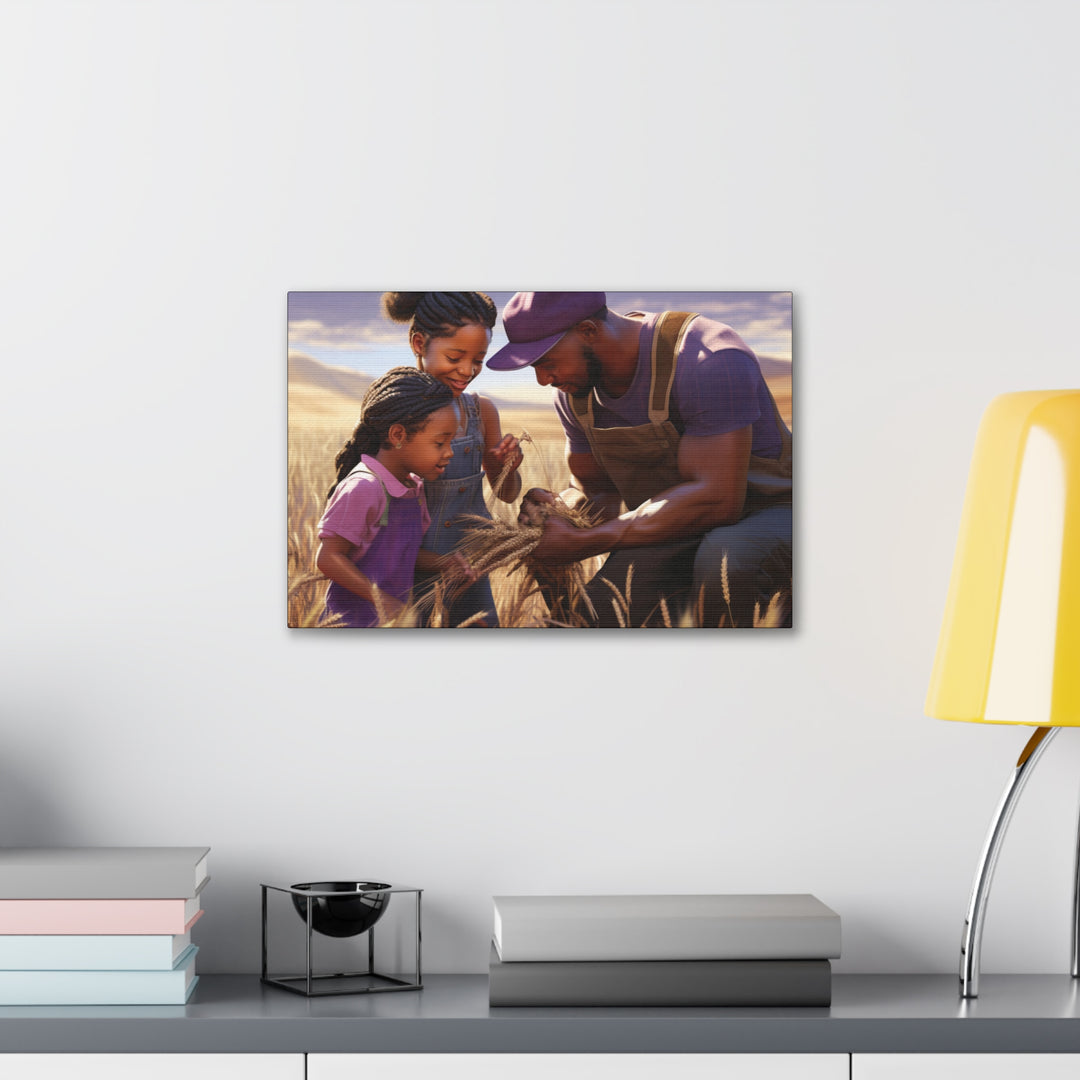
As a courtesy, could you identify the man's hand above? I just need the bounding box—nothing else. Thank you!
[529,514,594,563]
[518,489,586,562]
[517,487,559,526]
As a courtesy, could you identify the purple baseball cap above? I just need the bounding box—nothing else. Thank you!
[487,292,607,371]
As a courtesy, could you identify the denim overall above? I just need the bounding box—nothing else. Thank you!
[415,393,500,627]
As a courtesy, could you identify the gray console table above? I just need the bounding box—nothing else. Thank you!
[2,974,1080,1054]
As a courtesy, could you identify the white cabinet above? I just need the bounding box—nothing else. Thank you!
[309,1054,849,1080]
[854,1055,1080,1079]
[1,1055,304,1079]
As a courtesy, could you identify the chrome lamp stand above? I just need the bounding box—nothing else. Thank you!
[959,726,1080,997]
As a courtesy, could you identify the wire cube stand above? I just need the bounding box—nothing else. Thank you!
[260,882,422,997]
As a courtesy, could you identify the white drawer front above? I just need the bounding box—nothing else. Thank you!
[309,1054,849,1080]
[854,1054,1080,1079]
[1,1055,304,1080]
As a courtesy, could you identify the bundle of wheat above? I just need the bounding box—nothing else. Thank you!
[443,489,601,626]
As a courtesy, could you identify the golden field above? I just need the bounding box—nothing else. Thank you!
[287,362,792,628]
[288,402,575,628]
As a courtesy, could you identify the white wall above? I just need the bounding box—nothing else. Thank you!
[2,0,1079,976]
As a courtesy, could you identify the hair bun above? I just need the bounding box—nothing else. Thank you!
[381,292,425,323]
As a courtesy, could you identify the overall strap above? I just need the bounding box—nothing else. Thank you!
[463,391,484,439]
[649,311,696,423]
[345,463,392,526]
[568,311,698,429]
[568,379,595,426]
[373,474,391,527]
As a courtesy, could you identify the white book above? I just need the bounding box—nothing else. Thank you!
[492,894,842,962]
[0,847,209,899]
[0,930,191,970]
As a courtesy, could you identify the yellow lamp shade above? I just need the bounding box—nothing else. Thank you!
[926,390,1080,726]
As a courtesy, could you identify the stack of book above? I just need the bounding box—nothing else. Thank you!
[0,846,209,1005]
[489,893,841,1007]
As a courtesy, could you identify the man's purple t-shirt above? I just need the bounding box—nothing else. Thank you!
[553,312,783,460]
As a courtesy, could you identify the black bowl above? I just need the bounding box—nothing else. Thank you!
[290,881,391,938]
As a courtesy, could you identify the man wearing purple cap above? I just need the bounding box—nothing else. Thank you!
[487,292,792,627]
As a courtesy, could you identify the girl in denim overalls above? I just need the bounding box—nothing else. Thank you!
[382,292,524,627]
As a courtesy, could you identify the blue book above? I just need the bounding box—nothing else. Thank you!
[0,945,198,1005]
[0,930,192,971]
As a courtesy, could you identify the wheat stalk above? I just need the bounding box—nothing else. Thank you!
[596,564,635,628]
[753,591,787,628]
[288,572,346,628]
[719,555,735,626]
[490,430,534,500]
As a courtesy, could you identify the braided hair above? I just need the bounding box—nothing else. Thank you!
[328,367,455,500]
[381,292,497,363]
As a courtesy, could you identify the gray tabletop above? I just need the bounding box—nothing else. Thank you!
[3,974,1080,1054]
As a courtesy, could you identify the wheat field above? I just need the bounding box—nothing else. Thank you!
[287,406,575,629]
[287,379,792,629]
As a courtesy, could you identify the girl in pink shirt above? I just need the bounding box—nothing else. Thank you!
[316,368,457,627]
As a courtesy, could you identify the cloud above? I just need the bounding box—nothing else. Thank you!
[693,298,791,329]
[608,293,790,332]
[287,318,400,350]
[740,315,792,338]
[286,293,400,351]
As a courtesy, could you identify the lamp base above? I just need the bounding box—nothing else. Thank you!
[959,726,1067,997]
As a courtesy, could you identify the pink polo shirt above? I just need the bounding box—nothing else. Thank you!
[318,455,430,555]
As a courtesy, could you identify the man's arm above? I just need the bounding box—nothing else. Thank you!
[531,426,752,563]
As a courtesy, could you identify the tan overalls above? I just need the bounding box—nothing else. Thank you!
[567,311,792,514]
[565,311,793,626]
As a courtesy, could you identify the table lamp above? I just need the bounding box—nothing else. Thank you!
[926,389,1080,997]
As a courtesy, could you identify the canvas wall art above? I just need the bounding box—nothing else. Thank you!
[287,291,792,630]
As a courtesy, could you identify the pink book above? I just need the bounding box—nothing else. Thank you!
[0,897,203,935]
